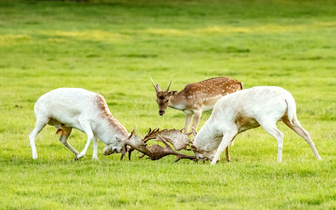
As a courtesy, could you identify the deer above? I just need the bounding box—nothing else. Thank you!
[191,86,322,165]
[29,88,140,160]
[120,127,196,162]
[150,76,243,134]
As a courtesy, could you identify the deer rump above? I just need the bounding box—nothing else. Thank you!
[120,128,196,162]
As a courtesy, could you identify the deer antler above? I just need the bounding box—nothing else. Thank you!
[191,127,198,139]
[143,127,192,151]
[147,135,196,162]
[155,128,192,151]
[150,77,161,93]
[120,132,152,160]
[165,76,173,92]
[121,128,195,162]
[143,127,160,143]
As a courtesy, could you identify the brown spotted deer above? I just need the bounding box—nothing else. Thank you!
[150,77,243,133]
[29,88,140,160]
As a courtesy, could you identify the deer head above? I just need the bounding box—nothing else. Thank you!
[150,76,177,116]
[190,145,217,163]
[103,136,124,156]
[190,128,218,162]
[104,127,141,157]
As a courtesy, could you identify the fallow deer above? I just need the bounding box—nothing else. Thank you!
[191,86,322,165]
[29,88,139,160]
[150,76,243,133]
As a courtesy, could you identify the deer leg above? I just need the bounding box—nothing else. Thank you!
[58,127,79,156]
[226,135,238,162]
[128,149,134,160]
[184,113,193,133]
[92,136,98,160]
[282,117,322,160]
[211,129,238,165]
[260,121,284,162]
[225,147,230,162]
[29,118,48,159]
[192,110,202,132]
[76,121,94,160]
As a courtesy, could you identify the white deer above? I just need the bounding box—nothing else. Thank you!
[191,86,322,165]
[150,77,243,133]
[29,88,140,160]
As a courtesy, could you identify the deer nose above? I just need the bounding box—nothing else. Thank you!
[159,110,165,116]
[104,150,111,156]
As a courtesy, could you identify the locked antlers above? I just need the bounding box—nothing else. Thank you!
[121,127,195,162]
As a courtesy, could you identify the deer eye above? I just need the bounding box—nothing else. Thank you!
[166,100,169,103]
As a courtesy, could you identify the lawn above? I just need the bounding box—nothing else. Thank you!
[0,0,335,209]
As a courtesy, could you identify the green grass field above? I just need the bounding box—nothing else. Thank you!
[1,0,336,209]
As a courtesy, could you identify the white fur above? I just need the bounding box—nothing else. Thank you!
[192,86,322,165]
[29,88,129,160]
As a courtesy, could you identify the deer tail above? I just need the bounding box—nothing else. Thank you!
[285,95,297,125]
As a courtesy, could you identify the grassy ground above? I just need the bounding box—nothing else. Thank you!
[0,0,335,209]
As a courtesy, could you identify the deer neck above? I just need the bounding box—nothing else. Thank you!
[95,114,129,144]
[194,122,220,151]
[168,91,187,110]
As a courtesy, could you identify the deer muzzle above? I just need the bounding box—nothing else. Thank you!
[104,147,120,156]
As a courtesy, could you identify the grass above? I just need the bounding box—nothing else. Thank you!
[0,0,336,209]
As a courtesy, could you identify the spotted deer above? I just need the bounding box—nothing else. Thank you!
[150,76,243,133]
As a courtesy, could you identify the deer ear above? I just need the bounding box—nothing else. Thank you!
[156,84,161,92]
[169,91,178,96]
[116,136,122,143]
